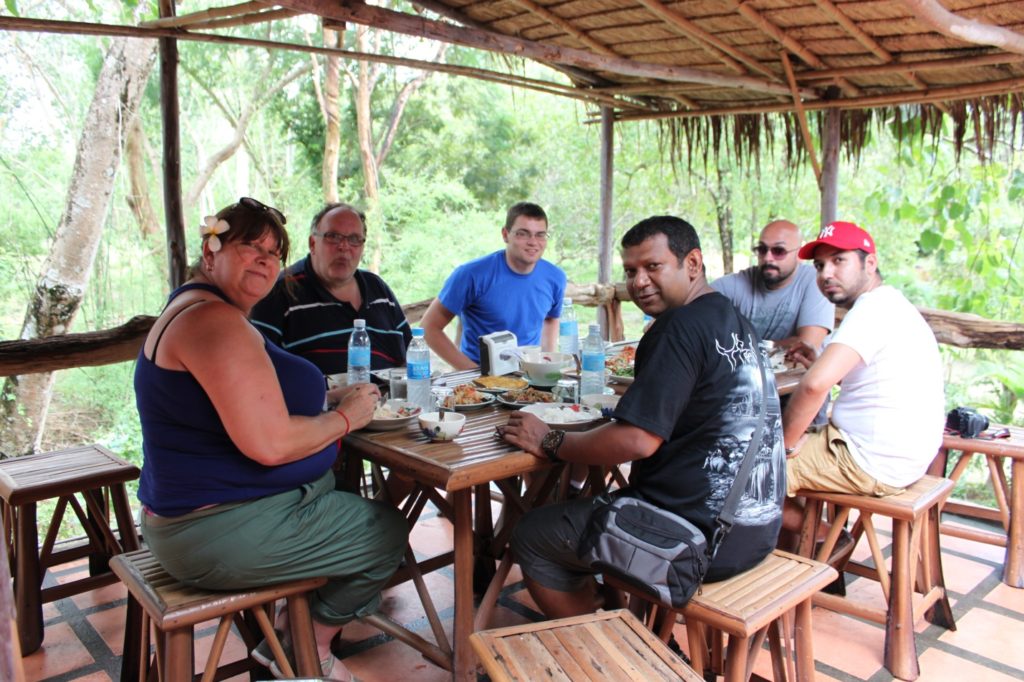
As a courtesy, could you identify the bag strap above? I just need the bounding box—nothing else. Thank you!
[708,311,771,559]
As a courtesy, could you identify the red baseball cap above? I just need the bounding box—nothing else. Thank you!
[798,221,876,259]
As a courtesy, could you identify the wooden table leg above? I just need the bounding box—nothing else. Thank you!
[163,627,194,682]
[472,483,496,594]
[451,489,474,681]
[794,599,815,682]
[884,519,919,681]
[1005,459,1024,587]
[14,502,43,655]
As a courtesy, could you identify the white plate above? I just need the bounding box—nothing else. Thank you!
[363,400,422,431]
[520,403,601,430]
[495,390,557,408]
[370,367,442,382]
[445,393,497,411]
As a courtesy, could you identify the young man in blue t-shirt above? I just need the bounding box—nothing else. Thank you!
[421,202,567,370]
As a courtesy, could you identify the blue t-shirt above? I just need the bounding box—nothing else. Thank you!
[136,283,336,517]
[438,250,566,363]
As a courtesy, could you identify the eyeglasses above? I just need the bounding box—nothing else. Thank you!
[239,197,287,226]
[511,229,549,241]
[316,231,367,247]
[753,245,796,258]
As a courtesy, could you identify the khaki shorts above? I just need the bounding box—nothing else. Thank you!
[786,423,903,498]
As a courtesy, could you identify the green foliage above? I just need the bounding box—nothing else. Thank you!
[4,0,18,16]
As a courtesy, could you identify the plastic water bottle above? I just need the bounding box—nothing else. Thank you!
[405,327,432,412]
[347,319,371,385]
[580,323,606,397]
[558,297,579,357]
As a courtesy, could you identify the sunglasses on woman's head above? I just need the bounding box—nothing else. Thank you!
[753,245,796,258]
[239,197,287,226]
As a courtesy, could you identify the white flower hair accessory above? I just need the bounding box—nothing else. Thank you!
[200,216,231,252]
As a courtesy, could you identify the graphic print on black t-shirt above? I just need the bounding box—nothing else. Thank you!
[614,292,784,580]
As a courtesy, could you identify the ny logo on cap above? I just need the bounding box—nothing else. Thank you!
[819,225,835,238]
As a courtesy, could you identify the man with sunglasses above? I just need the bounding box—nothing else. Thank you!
[251,203,412,375]
[712,219,834,354]
[422,202,567,370]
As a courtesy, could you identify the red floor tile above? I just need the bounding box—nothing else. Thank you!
[21,622,95,680]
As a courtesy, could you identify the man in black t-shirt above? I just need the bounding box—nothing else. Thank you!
[251,203,412,374]
[503,215,784,619]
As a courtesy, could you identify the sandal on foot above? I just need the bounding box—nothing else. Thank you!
[270,650,337,679]
[251,629,289,668]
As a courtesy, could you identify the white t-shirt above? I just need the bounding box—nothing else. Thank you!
[829,285,944,487]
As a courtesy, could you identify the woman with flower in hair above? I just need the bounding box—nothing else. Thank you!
[134,198,405,680]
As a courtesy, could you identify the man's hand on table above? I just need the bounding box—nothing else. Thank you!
[784,341,818,369]
[499,411,550,458]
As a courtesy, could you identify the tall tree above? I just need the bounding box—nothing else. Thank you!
[0,37,155,457]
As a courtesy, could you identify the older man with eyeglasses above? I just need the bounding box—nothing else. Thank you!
[422,201,567,370]
[251,203,412,375]
[712,219,834,354]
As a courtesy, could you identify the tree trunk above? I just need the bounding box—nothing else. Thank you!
[125,116,161,239]
[322,26,342,203]
[715,163,734,274]
[355,26,381,273]
[0,37,155,458]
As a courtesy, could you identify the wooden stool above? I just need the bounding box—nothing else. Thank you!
[1,516,26,682]
[110,547,326,682]
[796,474,957,681]
[931,424,1024,587]
[0,444,140,655]
[607,550,836,682]
[470,608,702,681]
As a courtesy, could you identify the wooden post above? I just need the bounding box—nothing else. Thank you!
[820,105,841,227]
[597,107,621,340]
[159,0,187,288]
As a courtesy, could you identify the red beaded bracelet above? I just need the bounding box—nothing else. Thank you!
[335,408,351,436]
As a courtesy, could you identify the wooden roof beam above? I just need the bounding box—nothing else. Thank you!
[808,0,949,113]
[141,1,267,28]
[795,51,1024,81]
[635,0,777,79]
[0,15,650,111]
[270,1,812,97]
[608,76,1024,121]
[733,0,861,97]
[901,0,1024,55]
[174,8,302,32]
[505,0,616,58]
[780,51,822,183]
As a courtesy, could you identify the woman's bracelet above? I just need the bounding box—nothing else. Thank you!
[335,408,351,436]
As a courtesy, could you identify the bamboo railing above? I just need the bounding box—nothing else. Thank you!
[0,283,1022,378]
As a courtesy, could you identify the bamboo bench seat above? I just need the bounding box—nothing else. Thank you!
[607,549,836,682]
[796,474,956,681]
[0,444,140,655]
[110,547,325,682]
[470,608,702,681]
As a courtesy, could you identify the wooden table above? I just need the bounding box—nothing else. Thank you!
[343,403,561,681]
[931,424,1024,587]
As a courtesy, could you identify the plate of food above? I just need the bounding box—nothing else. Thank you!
[364,400,422,431]
[442,384,496,411]
[605,344,636,385]
[520,403,601,430]
[472,374,529,394]
[496,386,557,408]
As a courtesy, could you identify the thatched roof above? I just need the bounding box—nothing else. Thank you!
[4,0,1024,157]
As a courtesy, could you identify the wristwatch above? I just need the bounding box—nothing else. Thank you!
[540,430,566,462]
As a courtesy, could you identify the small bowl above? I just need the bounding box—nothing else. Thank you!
[418,411,467,442]
[580,393,620,413]
[519,352,574,386]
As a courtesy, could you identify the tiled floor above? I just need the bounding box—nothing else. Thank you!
[17,504,1024,682]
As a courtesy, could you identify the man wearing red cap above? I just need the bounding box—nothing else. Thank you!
[780,221,944,546]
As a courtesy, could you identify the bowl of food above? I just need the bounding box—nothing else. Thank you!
[519,352,574,386]
[365,400,421,431]
[580,393,620,416]
[418,411,467,442]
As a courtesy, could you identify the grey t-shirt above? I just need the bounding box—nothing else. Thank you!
[711,264,834,341]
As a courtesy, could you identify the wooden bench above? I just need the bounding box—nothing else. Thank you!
[607,550,836,682]
[110,547,325,682]
[0,516,26,682]
[930,423,1024,587]
[796,474,956,681]
[0,444,140,655]
[470,608,703,681]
